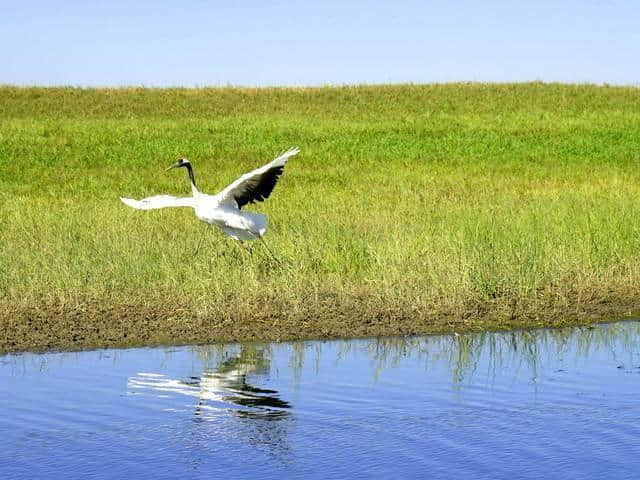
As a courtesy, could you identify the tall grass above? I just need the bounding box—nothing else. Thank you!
[1,83,640,348]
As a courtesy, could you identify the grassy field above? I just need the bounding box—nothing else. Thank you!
[1,83,640,353]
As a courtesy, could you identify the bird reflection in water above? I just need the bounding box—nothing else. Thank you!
[128,346,291,420]
[127,346,292,459]
[191,352,290,420]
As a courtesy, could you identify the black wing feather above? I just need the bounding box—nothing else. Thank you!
[234,165,285,209]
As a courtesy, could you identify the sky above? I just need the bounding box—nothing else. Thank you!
[2,0,639,87]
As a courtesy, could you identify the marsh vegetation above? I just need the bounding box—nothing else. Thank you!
[1,83,640,352]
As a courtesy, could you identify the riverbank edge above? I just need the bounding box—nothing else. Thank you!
[2,292,638,354]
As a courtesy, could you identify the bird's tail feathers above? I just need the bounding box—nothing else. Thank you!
[244,211,267,237]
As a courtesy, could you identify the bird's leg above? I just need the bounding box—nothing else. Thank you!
[258,236,282,267]
[241,241,253,254]
[231,239,249,257]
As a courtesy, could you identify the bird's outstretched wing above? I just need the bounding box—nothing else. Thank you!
[216,147,299,209]
[120,195,196,210]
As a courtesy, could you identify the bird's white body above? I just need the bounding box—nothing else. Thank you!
[194,199,267,241]
[120,148,299,241]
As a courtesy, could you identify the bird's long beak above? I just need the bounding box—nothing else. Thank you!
[166,162,180,171]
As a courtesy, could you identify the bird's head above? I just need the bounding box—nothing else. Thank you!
[166,157,190,171]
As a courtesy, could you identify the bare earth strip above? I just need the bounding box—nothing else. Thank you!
[2,290,638,353]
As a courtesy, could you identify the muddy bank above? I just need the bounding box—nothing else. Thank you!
[2,292,639,354]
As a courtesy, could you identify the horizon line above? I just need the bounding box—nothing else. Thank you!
[1,80,639,90]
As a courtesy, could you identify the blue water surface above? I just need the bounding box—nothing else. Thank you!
[2,321,640,479]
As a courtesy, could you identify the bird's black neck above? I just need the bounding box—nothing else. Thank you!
[185,163,197,190]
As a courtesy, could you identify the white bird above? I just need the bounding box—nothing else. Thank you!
[120,148,300,245]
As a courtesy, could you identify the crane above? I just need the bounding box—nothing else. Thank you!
[120,148,299,257]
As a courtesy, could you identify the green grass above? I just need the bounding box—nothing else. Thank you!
[1,83,640,351]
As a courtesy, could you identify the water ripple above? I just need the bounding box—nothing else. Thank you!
[2,321,640,479]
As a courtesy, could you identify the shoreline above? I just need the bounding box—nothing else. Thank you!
[2,295,638,355]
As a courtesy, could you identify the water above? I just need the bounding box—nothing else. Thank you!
[2,322,640,479]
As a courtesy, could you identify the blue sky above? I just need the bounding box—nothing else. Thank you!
[2,0,639,86]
